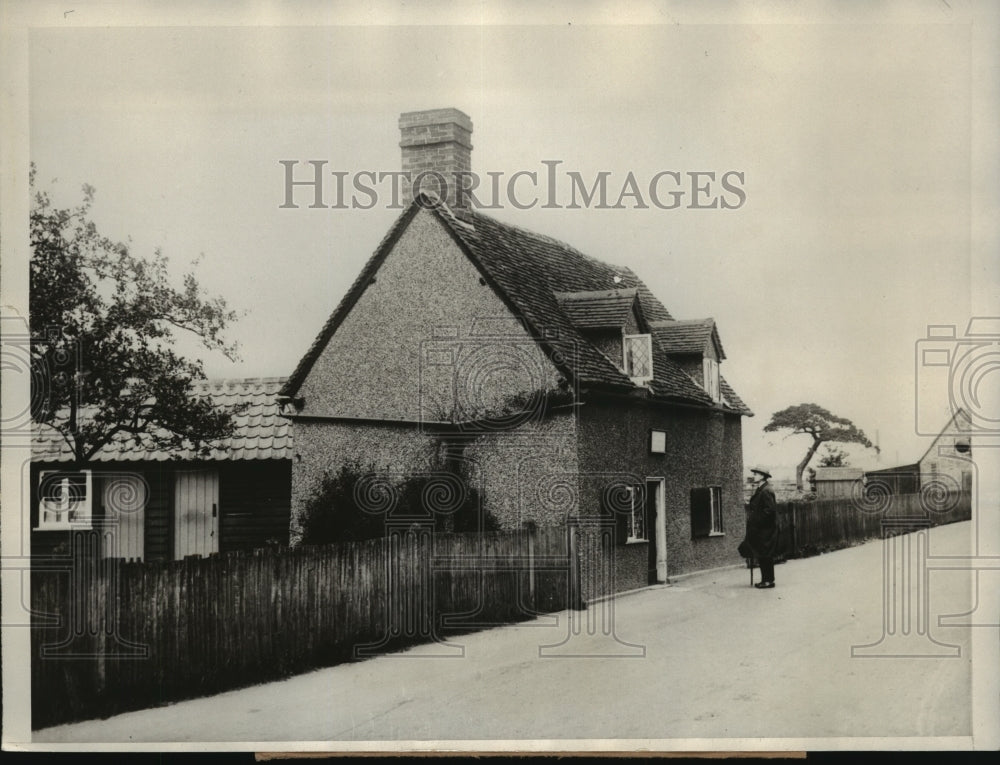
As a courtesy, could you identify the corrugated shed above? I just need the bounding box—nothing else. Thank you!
[32,377,292,463]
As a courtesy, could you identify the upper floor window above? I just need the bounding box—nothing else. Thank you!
[623,334,653,384]
[703,356,721,402]
[37,470,93,529]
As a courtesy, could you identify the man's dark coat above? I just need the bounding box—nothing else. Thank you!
[746,480,779,559]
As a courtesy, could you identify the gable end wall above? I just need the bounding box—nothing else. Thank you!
[297,209,563,421]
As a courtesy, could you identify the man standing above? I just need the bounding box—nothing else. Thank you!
[746,466,779,589]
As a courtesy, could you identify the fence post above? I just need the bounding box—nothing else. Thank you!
[790,504,798,556]
[567,522,582,611]
[528,527,536,608]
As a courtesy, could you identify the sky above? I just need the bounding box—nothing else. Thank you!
[22,5,999,481]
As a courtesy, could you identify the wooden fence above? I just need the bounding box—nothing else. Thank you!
[772,489,971,559]
[31,526,573,729]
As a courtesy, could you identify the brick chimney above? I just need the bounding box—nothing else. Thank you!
[399,108,473,211]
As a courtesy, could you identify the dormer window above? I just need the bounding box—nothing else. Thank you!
[703,357,721,402]
[623,334,653,384]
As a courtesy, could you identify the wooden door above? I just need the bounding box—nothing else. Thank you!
[174,469,219,559]
[101,473,145,561]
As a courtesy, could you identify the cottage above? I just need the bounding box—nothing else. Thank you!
[31,377,292,561]
[279,109,752,597]
[865,409,974,496]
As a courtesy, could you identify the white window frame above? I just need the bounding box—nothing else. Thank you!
[37,469,93,530]
[649,429,666,454]
[709,485,724,536]
[625,485,648,543]
[623,333,654,385]
[703,356,721,402]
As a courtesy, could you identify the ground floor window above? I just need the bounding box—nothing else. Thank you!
[628,485,647,542]
[690,485,723,537]
[37,470,93,529]
[611,484,647,544]
[605,483,648,544]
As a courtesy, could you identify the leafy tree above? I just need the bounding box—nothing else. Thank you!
[30,168,240,463]
[764,403,876,490]
[818,446,850,467]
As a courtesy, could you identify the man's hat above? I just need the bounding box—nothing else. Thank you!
[749,465,772,479]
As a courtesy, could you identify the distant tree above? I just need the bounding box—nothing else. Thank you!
[817,446,850,467]
[30,167,240,462]
[764,403,877,490]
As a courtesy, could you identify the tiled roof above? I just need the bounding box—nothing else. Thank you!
[282,195,751,415]
[446,205,750,414]
[720,376,751,415]
[441,207,647,390]
[33,377,292,463]
[650,319,726,360]
[554,289,638,329]
[648,334,715,404]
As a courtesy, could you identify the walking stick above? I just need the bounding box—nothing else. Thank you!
[739,529,755,587]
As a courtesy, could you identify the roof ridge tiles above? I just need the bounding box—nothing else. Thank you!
[554,287,639,300]
[650,318,715,327]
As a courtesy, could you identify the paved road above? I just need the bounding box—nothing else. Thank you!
[35,521,976,745]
